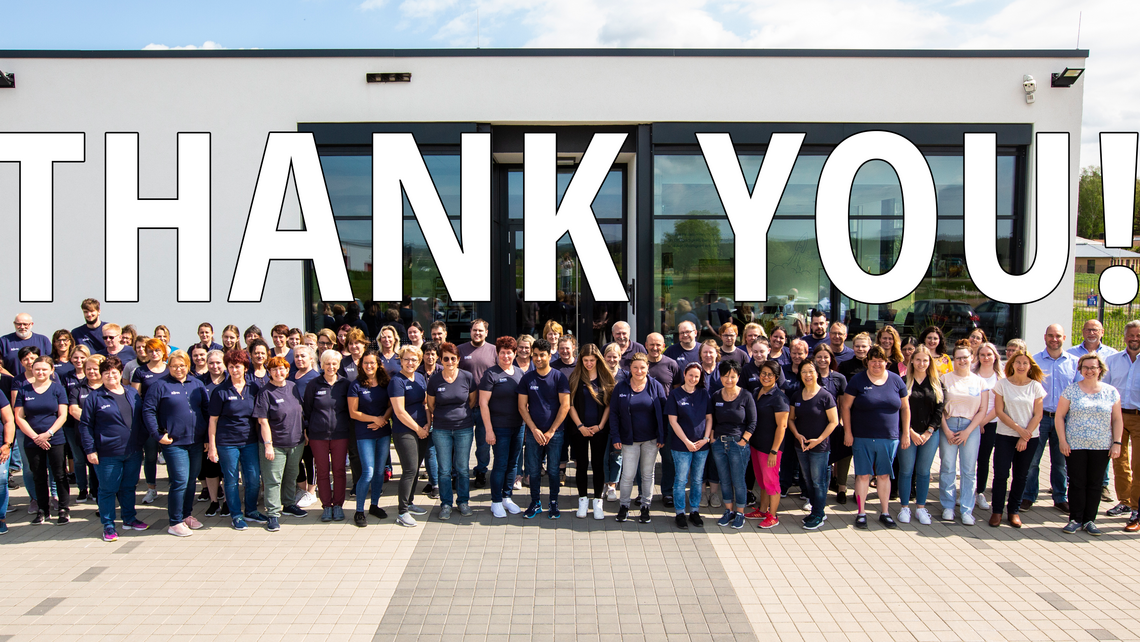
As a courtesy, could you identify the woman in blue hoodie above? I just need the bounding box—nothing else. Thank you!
[79,356,148,542]
[609,353,667,525]
[143,350,210,537]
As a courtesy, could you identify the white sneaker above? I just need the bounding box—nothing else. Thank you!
[593,498,604,520]
[296,491,317,508]
[502,497,523,515]
[157,452,166,466]
[577,497,589,518]
[396,512,417,527]
[167,522,192,537]
[604,486,618,502]
[897,506,911,524]
[513,478,522,491]
[915,507,932,525]
[961,509,976,526]
[490,502,507,518]
[803,502,812,514]
[942,508,955,522]
[976,493,991,511]
[142,488,158,504]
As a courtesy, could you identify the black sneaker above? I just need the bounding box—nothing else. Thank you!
[32,510,45,525]
[854,514,868,529]
[422,483,433,495]
[427,486,440,500]
[220,503,231,517]
[639,506,651,524]
[878,514,897,529]
[57,509,70,525]
[616,505,629,522]
[473,472,487,489]
[689,512,704,527]
[77,490,88,502]
[282,505,307,518]
[369,505,387,519]
[197,487,210,501]
[354,511,367,527]
[675,513,688,529]
[205,501,220,517]
[746,491,756,506]
[663,495,675,508]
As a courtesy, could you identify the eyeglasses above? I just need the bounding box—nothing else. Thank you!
[1081,365,1101,371]
[758,372,775,379]
[441,356,458,363]
[401,357,419,362]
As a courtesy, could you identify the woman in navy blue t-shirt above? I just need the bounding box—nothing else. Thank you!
[15,357,70,524]
[840,345,910,530]
[426,342,478,520]
[788,362,839,529]
[665,362,712,529]
[347,350,392,527]
[208,348,264,530]
[390,345,431,527]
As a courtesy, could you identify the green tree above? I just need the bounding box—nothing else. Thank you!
[662,215,721,276]
[1077,165,1140,243]
[1078,165,1104,240]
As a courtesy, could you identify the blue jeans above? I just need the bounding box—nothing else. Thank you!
[94,452,142,528]
[423,441,439,488]
[63,424,89,493]
[940,417,981,512]
[710,438,750,507]
[898,430,940,506]
[605,441,622,485]
[218,443,261,517]
[1023,414,1068,503]
[432,428,473,506]
[525,429,564,504]
[795,449,831,519]
[472,411,490,475]
[356,436,390,512]
[490,425,524,503]
[660,448,675,499]
[0,454,10,519]
[161,444,203,525]
[671,449,709,514]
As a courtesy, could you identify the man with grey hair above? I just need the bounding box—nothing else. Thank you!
[0,313,51,378]
[1068,319,1118,359]
[607,321,646,369]
[1105,320,1140,528]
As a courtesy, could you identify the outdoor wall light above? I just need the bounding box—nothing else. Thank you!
[1051,67,1084,87]
[0,69,14,88]
[366,72,411,83]
[1023,74,1036,104]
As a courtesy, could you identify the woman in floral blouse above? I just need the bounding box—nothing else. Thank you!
[1056,353,1123,536]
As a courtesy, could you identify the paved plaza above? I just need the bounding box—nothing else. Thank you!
[3,455,1140,642]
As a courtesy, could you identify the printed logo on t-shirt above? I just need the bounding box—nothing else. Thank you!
[99,403,112,411]
[171,391,181,395]
[498,378,507,383]
[715,402,724,407]
[619,393,628,398]
[678,399,689,406]
[274,398,284,404]
[464,355,472,360]
[227,395,238,401]
[316,391,326,397]
[438,386,447,392]
[530,384,541,391]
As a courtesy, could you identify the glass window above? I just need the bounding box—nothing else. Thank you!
[313,153,475,341]
[653,149,1023,347]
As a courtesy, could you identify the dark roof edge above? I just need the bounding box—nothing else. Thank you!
[0,47,1090,59]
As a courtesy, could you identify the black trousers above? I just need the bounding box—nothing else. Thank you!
[1066,449,1111,524]
[976,422,998,494]
[25,440,69,514]
[992,434,1037,516]
[572,427,610,498]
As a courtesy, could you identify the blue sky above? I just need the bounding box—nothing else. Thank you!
[3,0,1136,169]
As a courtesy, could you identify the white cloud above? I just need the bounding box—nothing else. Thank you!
[400,0,461,19]
[734,0,954,48]
[143,40,225,50]
[359,0,387,10]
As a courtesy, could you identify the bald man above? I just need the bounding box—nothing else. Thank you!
[606,321,646,369]
[1068,319,1119,359]
[0,313,52,378]
[1023,323,1081,513]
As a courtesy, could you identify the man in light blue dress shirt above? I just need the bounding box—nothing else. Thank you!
[1023,324,1080,511]
[1105,320,1140,529]
[1067,319,1119,359]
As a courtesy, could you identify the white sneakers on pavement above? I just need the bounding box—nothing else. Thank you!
[577,497,589,518]
[490,502,507,518]
[897,506,911,524]
[975,493,991,511]
[915,507,932,525]
[142,488,158,504]
[502,497,523,515]
[593,498,604,520]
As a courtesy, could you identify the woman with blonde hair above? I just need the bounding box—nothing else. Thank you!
[972,342,1004,511]
[896,346,945,525]
[542,320,563,348]
[390,344,431,526]
[377,325,402,373]
[876,325,904,374]
[989,350,1045,528]
[568,343,616,519]
[939,340,990,525]
[220,325,241,353]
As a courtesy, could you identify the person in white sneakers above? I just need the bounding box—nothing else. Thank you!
[896,347,944,526]
[480,337,527,519]
[567,344,616,519]
[971,342,1004,513]
[939,341,990,526]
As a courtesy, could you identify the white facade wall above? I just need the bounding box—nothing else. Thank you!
[0,51,1086,351]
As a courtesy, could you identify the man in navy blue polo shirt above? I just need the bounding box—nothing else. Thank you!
[664,320,700,368]
[1023,323,1079,513]
[517,339,571,519]
[0,314,51,379]
[71,298,108,355]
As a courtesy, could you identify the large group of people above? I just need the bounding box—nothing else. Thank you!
[0,298,1136,542]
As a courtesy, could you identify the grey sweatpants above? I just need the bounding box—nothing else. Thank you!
[618,440,658,508]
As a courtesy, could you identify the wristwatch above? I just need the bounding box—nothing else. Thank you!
[769,449,777,455]
[1114,441,1123,445]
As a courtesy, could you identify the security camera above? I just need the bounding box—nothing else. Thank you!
[1023,74,1036,104]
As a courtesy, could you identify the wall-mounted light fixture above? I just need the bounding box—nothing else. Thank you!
[1051,67,1084,87]
[0,69,14,88]
[366,72,411,83]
